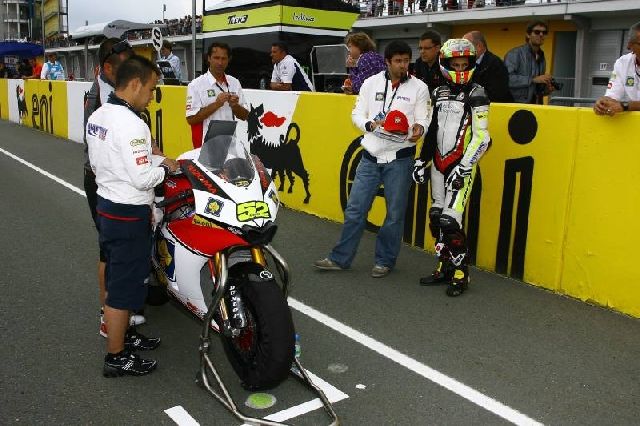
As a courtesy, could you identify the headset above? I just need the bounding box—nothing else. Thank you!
[385,69,409,83]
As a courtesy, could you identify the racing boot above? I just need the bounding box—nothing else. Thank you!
[419,252,453,286]
[446,266,469,297]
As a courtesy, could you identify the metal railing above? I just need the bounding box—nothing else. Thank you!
[548,96,597,106]
[354,0,581,17]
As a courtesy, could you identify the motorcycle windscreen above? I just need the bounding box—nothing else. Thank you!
[198,135,256,187]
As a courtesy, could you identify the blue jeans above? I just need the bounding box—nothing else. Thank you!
[329,155,413,269]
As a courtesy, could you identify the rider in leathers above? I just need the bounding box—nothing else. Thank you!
[412,38,491,297]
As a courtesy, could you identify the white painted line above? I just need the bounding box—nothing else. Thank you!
[0,147,86,197]
[165,406,200,426]
[240,369,349,425]
[288,298,544,426]
[264,369,348,423]
[3,146,542,426]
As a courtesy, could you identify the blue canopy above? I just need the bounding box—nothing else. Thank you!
[0,41,44,58]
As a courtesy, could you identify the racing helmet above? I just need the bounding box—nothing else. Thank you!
[439,38,477,85]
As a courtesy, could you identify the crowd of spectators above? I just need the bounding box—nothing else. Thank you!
[349,0,562,16]
[151,15,202,37]
[43,15,203,48]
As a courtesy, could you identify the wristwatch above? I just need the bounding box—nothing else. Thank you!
[621,101,629,111]
[365,121,374,132]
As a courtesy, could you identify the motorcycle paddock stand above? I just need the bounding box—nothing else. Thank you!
[196,249,340,426]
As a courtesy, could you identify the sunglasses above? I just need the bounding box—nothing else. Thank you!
[110,40,132,55]
[102,40,132,65]
[532,30,548,36]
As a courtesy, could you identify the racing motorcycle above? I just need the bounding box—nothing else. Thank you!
[151,121,338,425]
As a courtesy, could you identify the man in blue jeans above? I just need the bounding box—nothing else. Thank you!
[314,40,430,278]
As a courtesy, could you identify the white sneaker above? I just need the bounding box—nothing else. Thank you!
[129,313,146,326]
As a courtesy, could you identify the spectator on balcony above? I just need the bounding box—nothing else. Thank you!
[344,32,386,95]
[158,40,182,82]
[594,21,640,116]
[463,31,513,102]
[0,62,11,78]
[28,58,42,79]
[41,52,65,80]
[414,30,443,97]
[504,21,555,104]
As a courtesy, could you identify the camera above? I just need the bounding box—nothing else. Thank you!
[550,78,564,91]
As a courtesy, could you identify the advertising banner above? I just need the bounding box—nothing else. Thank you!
[0,78,6,120]
[2,78,639,318]
[67,81,93,143]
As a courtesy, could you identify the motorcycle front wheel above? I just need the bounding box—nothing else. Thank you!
[220,264,295,390]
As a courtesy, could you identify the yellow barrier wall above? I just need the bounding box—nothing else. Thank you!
[1,78,638,317]
[24,80,69,139]
[0,78,7,120]
[560,110,640,317]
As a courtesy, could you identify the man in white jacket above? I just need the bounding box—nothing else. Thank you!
[594,21,640,116]
[314,40,430,278]
[87,55,178,377]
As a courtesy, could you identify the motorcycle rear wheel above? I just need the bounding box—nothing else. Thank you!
[220,266,295,390]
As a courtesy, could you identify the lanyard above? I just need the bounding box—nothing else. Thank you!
[381,75,400,115]
[214,79,235,120]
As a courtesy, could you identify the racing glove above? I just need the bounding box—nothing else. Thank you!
[445,164,472,190]
[412,159,427,184]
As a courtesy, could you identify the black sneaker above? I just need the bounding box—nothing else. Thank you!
[103,351,157,377]
[125,327,161,351]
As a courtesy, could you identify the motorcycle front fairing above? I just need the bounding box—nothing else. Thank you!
[188,132,279,234]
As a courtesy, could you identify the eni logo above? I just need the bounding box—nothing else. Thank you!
[31,82,54,133]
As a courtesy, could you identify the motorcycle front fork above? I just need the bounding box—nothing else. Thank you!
[207,247,274,337]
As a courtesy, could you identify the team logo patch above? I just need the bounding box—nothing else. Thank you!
[204,198,223,217]
[207,89,215,97]
[626,77,635,87]
[268,189,279,206]
[375,92,384,101]
[87,123,108,140]
[130,138,146,147]
[135,155,149,165]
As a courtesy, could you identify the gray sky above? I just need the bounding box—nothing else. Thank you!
[67,0,216,32]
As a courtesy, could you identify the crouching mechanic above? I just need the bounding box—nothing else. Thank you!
[87,55,179,376]
[412,39,490,297]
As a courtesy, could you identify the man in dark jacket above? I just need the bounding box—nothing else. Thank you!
[414,30,443,97]
[463,31,513,102]
[504,21,555,104]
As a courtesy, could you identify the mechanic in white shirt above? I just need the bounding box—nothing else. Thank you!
[86,55,178,378]
[270,42,314,92]
[594,21,640,116]
[186,42,248,147]
[159,40,182,82]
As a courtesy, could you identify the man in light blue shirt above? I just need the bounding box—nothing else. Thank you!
[40,52,65,80]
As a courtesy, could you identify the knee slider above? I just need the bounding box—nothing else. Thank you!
[428,207,443,239]
[439,214,460,233]
[440,214,466,252]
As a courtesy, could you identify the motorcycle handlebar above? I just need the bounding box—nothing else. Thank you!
[155,190,191,208]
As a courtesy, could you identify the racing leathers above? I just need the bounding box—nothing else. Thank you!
[414,82,490,287]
